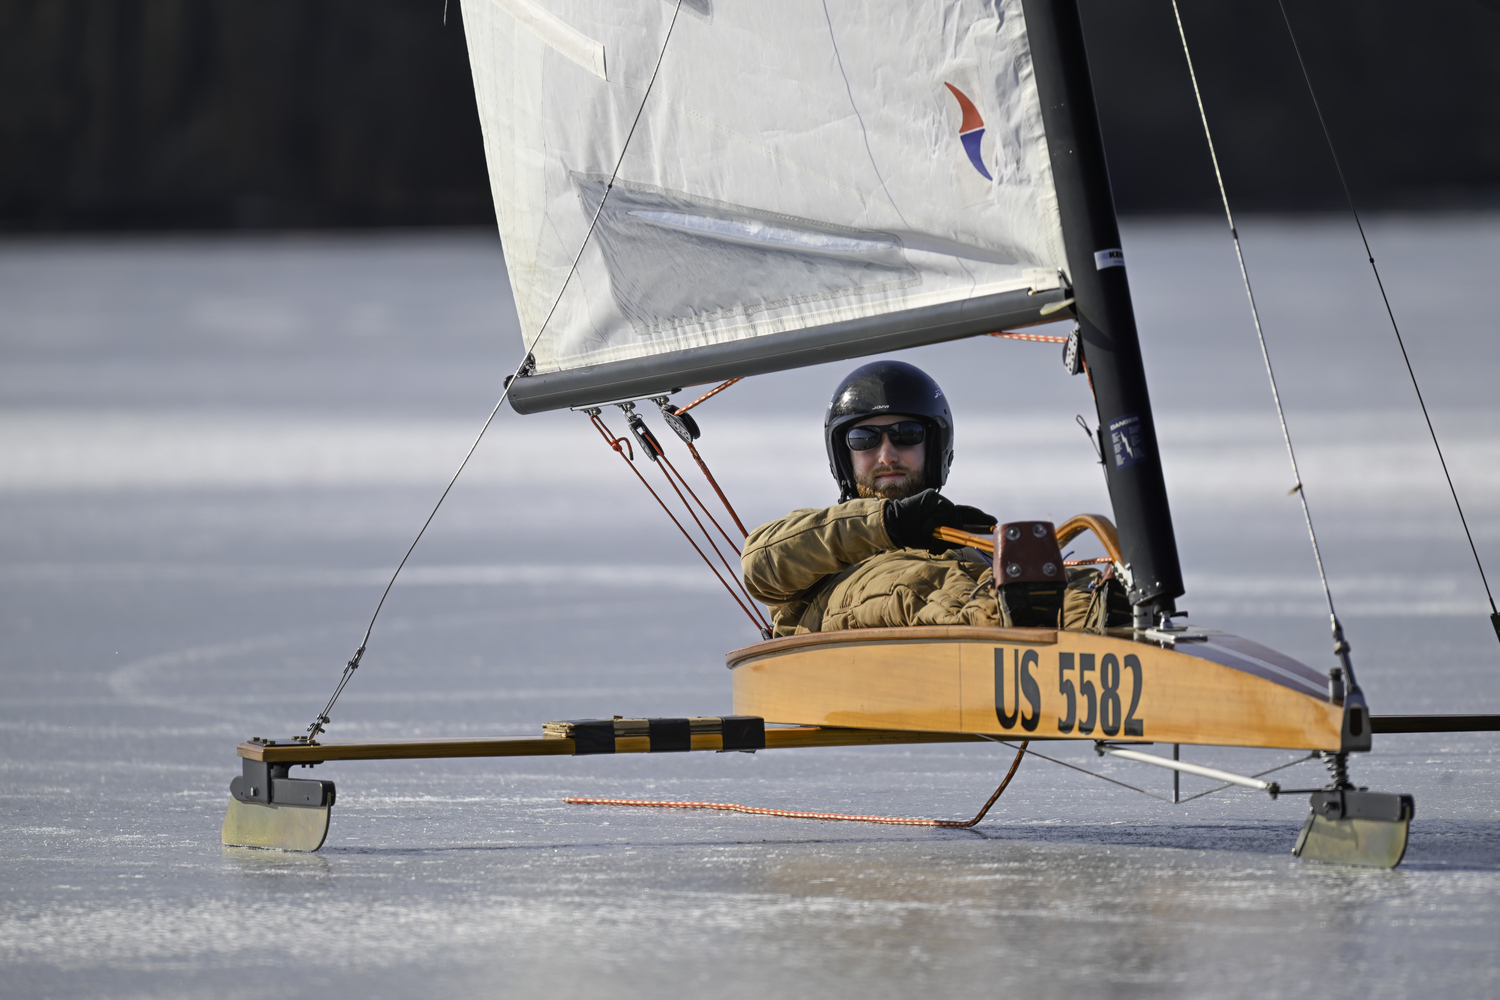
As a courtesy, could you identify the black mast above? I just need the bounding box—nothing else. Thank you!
[1022,0,1184,623]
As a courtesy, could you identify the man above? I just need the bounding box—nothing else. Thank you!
[741,360,1002,636]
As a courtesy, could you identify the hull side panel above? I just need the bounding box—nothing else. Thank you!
[731,631,1343,751]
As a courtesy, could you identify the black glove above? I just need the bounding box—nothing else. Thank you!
[948,505,998,534]
[884,490,997,553]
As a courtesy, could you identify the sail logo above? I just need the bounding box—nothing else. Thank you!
[942,82,993,182]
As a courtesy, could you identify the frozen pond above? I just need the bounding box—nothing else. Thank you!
[2,217,1498,998]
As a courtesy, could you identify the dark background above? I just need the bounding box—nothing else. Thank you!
[3,0,1498,231]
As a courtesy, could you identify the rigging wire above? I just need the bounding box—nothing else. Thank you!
[1174,752,1319,804]
[986,739,1318,806]
[567,742,1315,824]
[1273,0,1498,639]
[983,738,1173,802]
[566,741,1029,828]
[1168,0,1360,681]
[301,1,689,742]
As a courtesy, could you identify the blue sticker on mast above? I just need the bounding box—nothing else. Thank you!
[1109,413,1146,469]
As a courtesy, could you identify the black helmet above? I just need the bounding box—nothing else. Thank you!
[825,360,954,502]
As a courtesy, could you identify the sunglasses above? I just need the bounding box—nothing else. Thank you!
[846,420,926,451]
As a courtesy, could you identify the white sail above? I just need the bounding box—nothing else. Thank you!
[462,0,1070,410]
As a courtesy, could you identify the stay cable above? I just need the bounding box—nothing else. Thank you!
[1275,0,1498,641]
[1170,0,1359,681]
[302,1,689,741]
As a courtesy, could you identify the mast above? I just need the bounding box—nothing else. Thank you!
[1022,0,1185,623]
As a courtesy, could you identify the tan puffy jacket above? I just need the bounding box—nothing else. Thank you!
[741,499,999,636]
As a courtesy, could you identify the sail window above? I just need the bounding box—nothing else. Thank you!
[573,176,917,341]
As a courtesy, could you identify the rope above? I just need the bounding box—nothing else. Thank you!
[566,741,1027,828]
[666,383,753,538]
[1274,1,1497,635]
[589,412,770,633]
[988,331,1068,343]
[684,442,750,538]
[624,410,765,624]
[1169,1,1358,680]
[643,437,769,628]
[301,1,689,741]
[653,443,744,554]
[675,378,742,415]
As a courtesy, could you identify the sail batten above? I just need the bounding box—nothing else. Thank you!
[462,0,1070,413]
[488,0,607,80]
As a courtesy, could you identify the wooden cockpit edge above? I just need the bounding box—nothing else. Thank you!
[726,625,1060,668]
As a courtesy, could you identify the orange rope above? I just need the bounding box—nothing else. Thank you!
[649,448,768,628]
[655,448,743,553]
[675,377,742,415]
[566,741,1028,828]
[627,416,765,625]
[684,441,749,538]
[656,379,752,536]
[988,331,1068,343]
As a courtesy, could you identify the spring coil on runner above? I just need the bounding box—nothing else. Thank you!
[1319,751,1351,790]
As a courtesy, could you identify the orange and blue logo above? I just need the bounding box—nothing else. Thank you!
[943,82,993,181]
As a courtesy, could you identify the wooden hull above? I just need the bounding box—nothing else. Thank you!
[729,626,1347,751]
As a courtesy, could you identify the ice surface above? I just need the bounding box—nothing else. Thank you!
[2,219,1498,999]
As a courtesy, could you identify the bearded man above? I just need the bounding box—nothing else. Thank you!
[741,360,1003,636]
